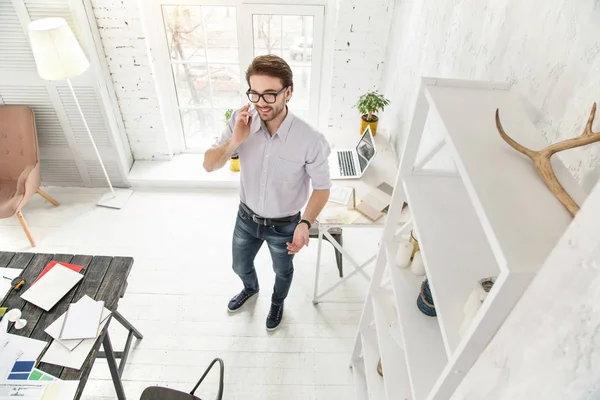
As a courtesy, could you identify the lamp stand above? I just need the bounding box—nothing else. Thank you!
[66,79,132,209]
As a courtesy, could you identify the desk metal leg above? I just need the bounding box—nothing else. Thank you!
[312,228,324,304]
[98,312,143,377]
[313,227,376,304]
[113,311,144,339]
[102,332,127,400]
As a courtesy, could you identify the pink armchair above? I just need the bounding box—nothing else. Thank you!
[0,105,59,246]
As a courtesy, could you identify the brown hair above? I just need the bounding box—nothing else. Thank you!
[245,55,294,92]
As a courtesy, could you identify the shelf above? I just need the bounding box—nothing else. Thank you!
[388,264,447,400]
[403,175,499,356]
[351,359,369,400]
[361,325,387,400]
[424,83,583,275]
[372,290,412,400]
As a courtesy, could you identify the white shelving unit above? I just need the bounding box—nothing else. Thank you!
[349,78,586,400]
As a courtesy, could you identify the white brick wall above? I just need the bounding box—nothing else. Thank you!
[327,0,395,137]
[380,0,600,190]
[91,0,172,160]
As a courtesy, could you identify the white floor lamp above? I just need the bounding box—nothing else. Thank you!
[28,17,132,209]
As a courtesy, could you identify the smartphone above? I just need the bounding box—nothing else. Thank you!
[246,104,254,124]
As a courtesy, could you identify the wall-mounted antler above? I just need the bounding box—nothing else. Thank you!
[495,103,600,217]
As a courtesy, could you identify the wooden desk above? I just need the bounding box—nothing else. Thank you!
[0,252,142,400]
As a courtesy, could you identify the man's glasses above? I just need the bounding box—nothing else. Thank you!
[246,87,287,104]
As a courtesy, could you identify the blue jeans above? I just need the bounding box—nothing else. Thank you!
[232,204,300,305]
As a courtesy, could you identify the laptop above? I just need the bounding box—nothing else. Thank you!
[329,126,377,179]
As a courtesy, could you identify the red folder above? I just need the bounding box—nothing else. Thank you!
[34,261,83,284]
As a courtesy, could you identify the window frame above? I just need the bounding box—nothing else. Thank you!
[142,0,331,154]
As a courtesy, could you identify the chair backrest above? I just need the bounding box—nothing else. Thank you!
[0,105,39,180]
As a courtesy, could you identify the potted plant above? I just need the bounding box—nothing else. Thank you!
[224,109,239,172]
[354,91,390,136]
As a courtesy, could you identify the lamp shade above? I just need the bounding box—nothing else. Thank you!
[28,17,89,81]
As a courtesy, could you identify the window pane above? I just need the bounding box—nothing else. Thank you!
[252,14,314,119]
[290,66,310,110]
[210,64,242,108]
[252,15,282,57]
[180,108,216,149]
[162,5,206,62]
[172,64,211,107]
[283,15,313,65]
[203,7,239,63]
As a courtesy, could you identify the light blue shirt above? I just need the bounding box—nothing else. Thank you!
[214,108,331,218]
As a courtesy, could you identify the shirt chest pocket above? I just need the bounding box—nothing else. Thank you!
[273,156,305,183]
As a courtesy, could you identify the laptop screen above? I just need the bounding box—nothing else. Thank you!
[356,129,375,172]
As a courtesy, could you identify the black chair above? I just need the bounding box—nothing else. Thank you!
[308,222,344,277]
[140,358,224,400]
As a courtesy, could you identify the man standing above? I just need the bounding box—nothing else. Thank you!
[203,55,331,331]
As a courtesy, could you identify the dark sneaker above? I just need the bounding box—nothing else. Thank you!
[266,302,284,331]
[227,290,258,313]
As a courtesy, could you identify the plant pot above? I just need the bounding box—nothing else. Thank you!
[230,155,240,172]
[360,115,378,136]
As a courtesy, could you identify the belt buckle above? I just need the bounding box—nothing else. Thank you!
[252,214,268,226]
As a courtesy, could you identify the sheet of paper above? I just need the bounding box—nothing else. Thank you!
[45,295,111,351]
[319,205,362,224]
[328,185,354,205]
[41,317,109,370]
[0,268,23,300]
[0,381,79,400]
[59,299,104,340]
[20,264,83,312]
[0,333,47,381]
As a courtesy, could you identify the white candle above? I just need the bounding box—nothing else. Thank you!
[410,251,426,276]
[395,241,413,268]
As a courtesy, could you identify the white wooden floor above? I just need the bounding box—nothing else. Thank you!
[0,187,381,400]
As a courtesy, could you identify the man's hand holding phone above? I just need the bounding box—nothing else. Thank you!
[232,104,254,145]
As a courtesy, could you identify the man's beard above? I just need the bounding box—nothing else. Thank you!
[258,102,285,122]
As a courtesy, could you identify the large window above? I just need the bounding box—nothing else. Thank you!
[148,2,325,153]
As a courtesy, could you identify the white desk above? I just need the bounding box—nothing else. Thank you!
[312,132,400,304]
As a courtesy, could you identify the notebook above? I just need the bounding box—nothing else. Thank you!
[59,299,104,340]
[20,265,83,312]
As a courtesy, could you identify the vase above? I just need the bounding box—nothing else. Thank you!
[410,251,425,276]
[409,229,420,260]
[395,241,413,268]
[417,278,436,317]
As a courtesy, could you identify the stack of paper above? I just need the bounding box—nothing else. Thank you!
[20,264,84,312]
[42,295,111,370]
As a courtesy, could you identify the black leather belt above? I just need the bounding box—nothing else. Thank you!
[240,203,299,227]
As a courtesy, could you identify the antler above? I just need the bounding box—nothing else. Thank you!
[495,103,600,217]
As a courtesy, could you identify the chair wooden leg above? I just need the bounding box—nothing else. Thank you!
[16,211,35,247]
[36,189,59,207]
